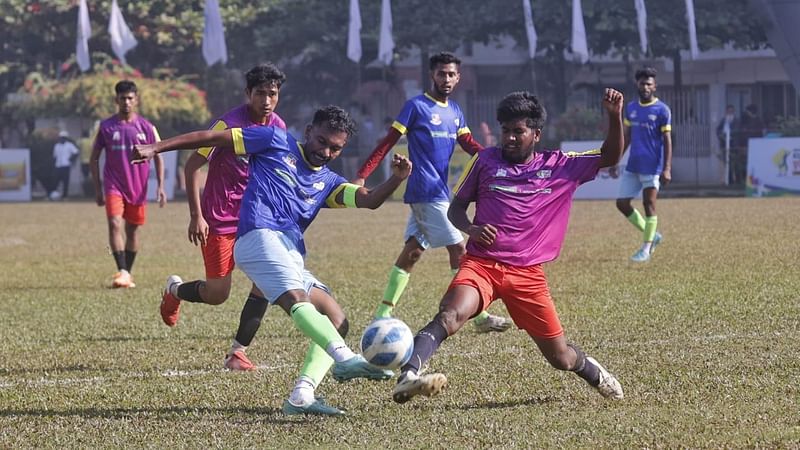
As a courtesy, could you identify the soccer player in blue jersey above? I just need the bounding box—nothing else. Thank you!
[353,52,512,332]
[132,106,413,416]
[614,67,672,262]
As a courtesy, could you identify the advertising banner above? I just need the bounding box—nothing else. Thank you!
[746,137,800,197]
[0,149,32,202]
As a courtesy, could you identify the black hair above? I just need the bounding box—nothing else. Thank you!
[312,105,357,138]
[496,91,547,130]
[429,52,461,71]
[245,63,286,91]
[635,67,658,81]
[115,80,138,95]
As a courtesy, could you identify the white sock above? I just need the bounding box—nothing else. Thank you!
[288,376,316,406]
[326,342,356,363]
[641,242,653,253]
[229,340,247,356]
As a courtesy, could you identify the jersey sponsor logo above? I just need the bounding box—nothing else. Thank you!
[494,168,508,177]
[430,114,442,126]
[430,130,456,139]
[489,184,552,195]
[273,168,298,188]
[112,131,121,141]
[536,169,552,178]
[282,154,297,168]
[312,182,325,191]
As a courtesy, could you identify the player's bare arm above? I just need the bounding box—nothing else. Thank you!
[448,197,497,247]
[132,130,233,162]
[347,154,412,209]
[661,131,673,185]
[598,88,625,169]
[184,152,210,246]
[89,144,105,206]
[154,153,167,207]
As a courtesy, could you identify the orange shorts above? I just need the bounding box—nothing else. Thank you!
[449,255,563,339]
[105,193,146,225]
[202,232,236,278]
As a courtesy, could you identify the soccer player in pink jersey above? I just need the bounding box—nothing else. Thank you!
[391,89,627,404]
[90,80,166,289]
[159,64,286,371]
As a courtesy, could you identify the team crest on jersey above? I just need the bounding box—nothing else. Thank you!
[454,118,460,126]
[648,114,657,121]
[112,131,121,141]
[430,114,442,126]
[630,110,637,119]
[494,168,508,177]
[283,154,297,168]
[536,169,552,179]
[136,132,146,142]
[312,182,325,191]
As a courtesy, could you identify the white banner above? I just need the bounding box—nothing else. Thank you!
[0,149,32,202]
[522,0,537,59]
[571,0,589,64]
[108,0,138,65]
[347,0,362,63]
[202,0,228,66]
[146,151,178,201]
[561,140,633,199]
[76,0,92,72]
[746,137,800,197]
[378,0,395,66]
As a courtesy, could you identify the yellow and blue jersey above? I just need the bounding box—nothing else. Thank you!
[393,93,470,203]
[623,99,671,174]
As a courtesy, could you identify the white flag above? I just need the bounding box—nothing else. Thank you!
[571,0,589,64]
[76,0,91,72]
[634,0,648,54]
[108,0,138,65]
[347,0,362,63]
[378,0,395,66]
[685,0,699,58]
[522,0,537,59]
[202,0,228,66]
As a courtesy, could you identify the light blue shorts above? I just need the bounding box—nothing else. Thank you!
[404,201,464,249]
[617,170,660,199]
[233,228,329,304]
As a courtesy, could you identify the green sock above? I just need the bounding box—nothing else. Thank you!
[375,266,410,318]
[644,216,658,242]
[299,342,334,387]
[473,310,490,323]
[290,302,345,351]
[627,209,646,232]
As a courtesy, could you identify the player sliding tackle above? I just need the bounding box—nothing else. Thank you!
[133,106,413,416]
[392,89,626,404]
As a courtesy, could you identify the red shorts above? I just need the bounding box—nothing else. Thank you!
[105,194,146,225]
[449,255,563,339]
[202,232,236,278]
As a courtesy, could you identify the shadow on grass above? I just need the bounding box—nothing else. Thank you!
[0,406,298,423]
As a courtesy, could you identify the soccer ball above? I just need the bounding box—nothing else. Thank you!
[360,318,414,369]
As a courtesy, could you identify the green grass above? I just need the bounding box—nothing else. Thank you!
[1,198,799,448]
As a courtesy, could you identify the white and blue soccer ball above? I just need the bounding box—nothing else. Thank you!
[360,318,414,369]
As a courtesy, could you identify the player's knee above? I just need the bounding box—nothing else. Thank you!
[615,199,629,213]
[407,247,424,264]
[203,283,231,305]
[336,317,350,338]
[108,217,123,232]
[434,309,460,335]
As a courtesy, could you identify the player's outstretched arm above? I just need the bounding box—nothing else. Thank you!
[598,88,625,169]
[346,154,412,209]
[132,130,233,163]
[448,197,497,247]
[351,128,402,185]
[184,152,210,246]
[456,132,484,155]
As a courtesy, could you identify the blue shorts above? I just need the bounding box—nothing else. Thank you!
[233,228,329,304]
[404,201,464,249]
[617,170,660,199]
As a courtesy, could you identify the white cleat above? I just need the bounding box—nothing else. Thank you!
[587,357,623,400]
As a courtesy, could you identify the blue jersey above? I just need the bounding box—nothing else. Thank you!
[393,93,470,203]
[623,99,671,174]
[232,126,349,254]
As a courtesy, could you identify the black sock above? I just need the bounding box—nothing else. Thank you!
[176,280,205,303]
[112,251,126,271]
[400,318,449,376]
[234,293,268,346]
[124,250,137,273]
[569,343,600,386]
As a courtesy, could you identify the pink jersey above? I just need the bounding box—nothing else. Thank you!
[196,105,286,235]
[93,114,160,205]
[453,147,600,267]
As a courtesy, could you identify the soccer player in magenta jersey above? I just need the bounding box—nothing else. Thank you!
[353,52,512,332]
[614,67,672,262]
[133,106,413,416]
[159,64,287,372]
[391,89,626,404]
[90,80,166,289]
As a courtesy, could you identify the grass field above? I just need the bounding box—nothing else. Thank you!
[1,197,799,448]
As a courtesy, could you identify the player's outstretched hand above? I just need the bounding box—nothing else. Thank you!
[391,154,412,179]
[602,88,624,116]
[188,215,209,247]
[467,223,497,247]
[131,144,157,164]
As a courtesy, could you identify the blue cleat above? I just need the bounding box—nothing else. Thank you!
[332,355,394,382]
[650,232,663,255]
[282,398,344,416]
[630,248,651,262]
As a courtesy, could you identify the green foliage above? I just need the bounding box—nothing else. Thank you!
[553,107,605,142]
[774,115,800,136]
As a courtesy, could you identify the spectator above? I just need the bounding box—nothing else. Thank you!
[716,105,742,183]
[51,130,79,199]
[478,121,497,148]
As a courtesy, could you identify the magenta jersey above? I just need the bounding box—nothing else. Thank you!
[453,147,601,267]
[93,114,160,205]
[196,105,286,235]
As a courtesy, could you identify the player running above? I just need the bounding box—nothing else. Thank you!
[90,80,165,288]
[353,52,511,332]
[133,105,412,416]
[391,89,626,404]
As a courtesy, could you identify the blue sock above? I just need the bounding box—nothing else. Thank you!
[400,318,449,376]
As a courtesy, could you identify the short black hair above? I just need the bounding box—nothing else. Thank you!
[115,80,138,95]
[496,91,547,130]
[635,67,658,81]
[245,63,286,91]
[429,52,461,71]
[312,105,357,138]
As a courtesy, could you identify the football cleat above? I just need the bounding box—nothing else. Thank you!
[650,232,663,255]
[282,398,344,416]
[630,248,650,262]
[224,350,256,371]
[112,270,136,288]
[160,275,182,327]
[587,357,624,400]
[331,355,394,382]
[392,372,448,404]
[473,313,513,333]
